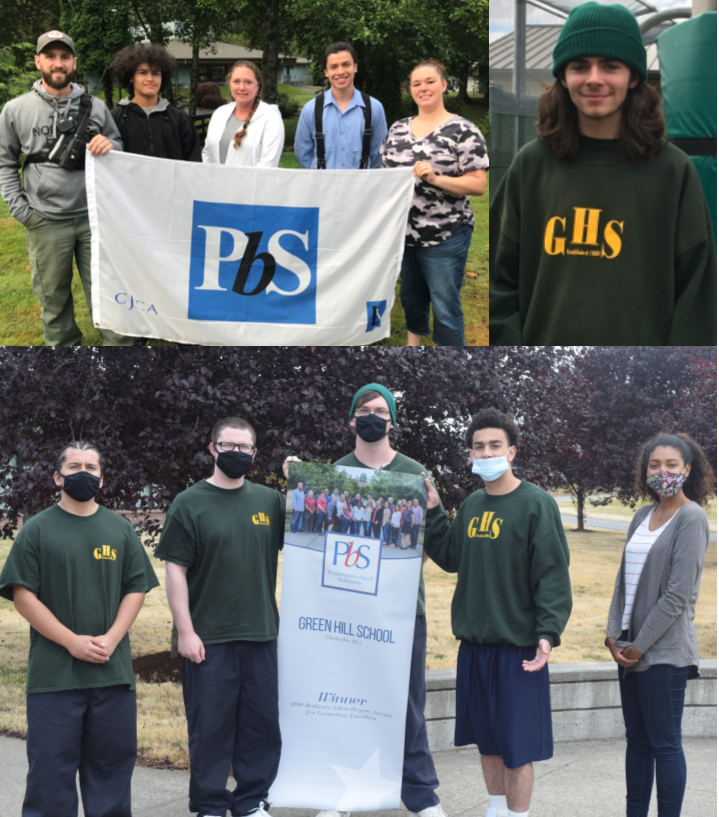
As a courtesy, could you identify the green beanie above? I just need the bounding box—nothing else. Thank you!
[349,384,397,425]
[552,2,647,82]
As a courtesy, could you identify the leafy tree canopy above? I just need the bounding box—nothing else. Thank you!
[0,347,714,539]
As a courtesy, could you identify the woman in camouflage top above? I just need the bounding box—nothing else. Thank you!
[381,59,488,346]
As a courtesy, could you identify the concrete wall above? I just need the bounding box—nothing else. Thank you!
[425,660,717,752]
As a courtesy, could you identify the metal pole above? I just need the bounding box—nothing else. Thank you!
[513,0,527,156]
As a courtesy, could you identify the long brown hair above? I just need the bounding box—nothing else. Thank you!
[536,74,666,162]
[226,60,262,149]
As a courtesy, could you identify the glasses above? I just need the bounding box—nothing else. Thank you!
[355,408,391,418]
[215,442,255,454]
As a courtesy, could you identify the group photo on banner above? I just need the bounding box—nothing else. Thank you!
[0,1,488,347]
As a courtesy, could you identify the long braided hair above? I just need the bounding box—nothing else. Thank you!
[226,60,262,149]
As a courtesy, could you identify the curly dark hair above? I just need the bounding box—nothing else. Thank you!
[112,44,177,95]
[464,408,520,450]
[536,73,666,162]
[634,432,716,508]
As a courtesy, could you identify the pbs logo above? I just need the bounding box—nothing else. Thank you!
[189,201,319,324]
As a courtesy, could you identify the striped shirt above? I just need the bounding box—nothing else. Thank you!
[622,512,673,630]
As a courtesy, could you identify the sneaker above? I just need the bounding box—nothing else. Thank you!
[316,812,350,817]
[484,809,498,817]
[409,806,449,817]
[245,801,271,816]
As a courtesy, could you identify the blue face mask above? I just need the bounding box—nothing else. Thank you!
[471,454,511,482]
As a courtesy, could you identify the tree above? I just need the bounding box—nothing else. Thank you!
[0,43,39,110]
[174,0,241,116]
[1,347,713,543]
[60,0,132,108]
[283,0,477,125]
[261,0,281,104]
[540,346,716,530]
[0,0,57,49]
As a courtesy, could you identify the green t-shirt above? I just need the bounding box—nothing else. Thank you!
[334,450,441,617]
[424,480,573,647]
[155,479,285,644]
[0,504,160,694]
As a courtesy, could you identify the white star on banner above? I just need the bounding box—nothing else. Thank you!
[332,748,401,810]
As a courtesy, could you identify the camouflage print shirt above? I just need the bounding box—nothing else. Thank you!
[380,115,488,246]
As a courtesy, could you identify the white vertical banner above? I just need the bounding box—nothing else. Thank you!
[269,464,427,811]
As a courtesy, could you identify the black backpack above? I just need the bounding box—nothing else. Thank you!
[314,91,372,169]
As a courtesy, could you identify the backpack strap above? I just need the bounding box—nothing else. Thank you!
[314,93,326,169]
[76,93,94,132]
[359,91,372,169]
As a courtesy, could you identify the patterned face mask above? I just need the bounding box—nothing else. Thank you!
[646,469,688,498]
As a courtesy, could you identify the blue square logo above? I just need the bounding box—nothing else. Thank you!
[189,200,319,324]
[366,300,387,331]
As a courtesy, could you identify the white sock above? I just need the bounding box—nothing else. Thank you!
[508,810,529,817]
[489,794,508,816]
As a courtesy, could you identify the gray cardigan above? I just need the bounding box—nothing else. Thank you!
[606,501,710,679]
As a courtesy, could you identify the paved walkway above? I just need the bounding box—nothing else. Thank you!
[558,512,718,542]
[1,735,715,816]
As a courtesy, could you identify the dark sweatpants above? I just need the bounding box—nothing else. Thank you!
[402,615,440,812]
[182,639,282,817]
[23,685,137,817]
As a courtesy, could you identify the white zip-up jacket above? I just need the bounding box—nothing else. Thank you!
[202,100,284,167]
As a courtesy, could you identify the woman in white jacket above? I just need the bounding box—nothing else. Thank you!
[202,60,284,167]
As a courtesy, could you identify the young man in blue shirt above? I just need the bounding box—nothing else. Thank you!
[294,42,388,169]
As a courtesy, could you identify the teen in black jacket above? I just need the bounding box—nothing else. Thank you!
[111,43,201,162]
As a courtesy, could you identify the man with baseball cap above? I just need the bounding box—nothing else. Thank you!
[0,30,134,346]
[489,2,716,345]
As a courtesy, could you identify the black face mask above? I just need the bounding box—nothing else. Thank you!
[216,450,254,479]
[355,414,390,443]
[60,470,101,502]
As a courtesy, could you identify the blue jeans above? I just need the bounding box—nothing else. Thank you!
[618,664,691,817]
[315,511,325,533]
[341,517,351,534]
[383,523,390,543]
[290,510,303,533]
[399,224,473,346]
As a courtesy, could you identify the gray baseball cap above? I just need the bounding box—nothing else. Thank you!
[36,31,75,55]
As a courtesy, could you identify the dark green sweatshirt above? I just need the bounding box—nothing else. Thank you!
[489,137,717,344]
[423,481,572,647]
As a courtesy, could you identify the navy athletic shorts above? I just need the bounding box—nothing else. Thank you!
[455,640,554,768]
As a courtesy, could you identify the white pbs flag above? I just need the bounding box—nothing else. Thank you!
[85,152,414,345]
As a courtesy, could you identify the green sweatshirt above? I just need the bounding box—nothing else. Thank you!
[423,481,572,647]
[489,136,716,344]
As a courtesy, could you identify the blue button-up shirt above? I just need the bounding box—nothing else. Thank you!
[291,488,306,512]
[294,88,388,170]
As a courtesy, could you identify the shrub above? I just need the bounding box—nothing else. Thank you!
[196,82,225,110]
[276,91,300,119]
